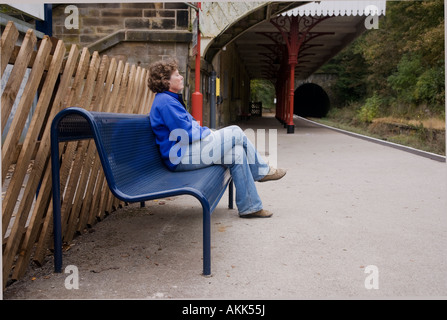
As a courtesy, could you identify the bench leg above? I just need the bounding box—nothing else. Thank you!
[202,207,211,276]
[50,134,63,273]
[228,179,234,209]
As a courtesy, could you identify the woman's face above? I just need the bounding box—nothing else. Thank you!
[169,69,184,93]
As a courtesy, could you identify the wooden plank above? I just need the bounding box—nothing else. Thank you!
[1,21,19,77]
[1,35,51,184]
[64,47,91,109]
[103,67,147,213]
[145,82,155,113]
[53,49,92,239]
[129,65,141,113]
[5,44,79,281]
[99,65,142,215]
[1,29,37,132]
[96,62,131,220]
[65,55,110,241]
[87,60,126,225]
[140,70,153,114]
[63,143,90,241]
[2,39,65,237]
[59,51,100,240]
[134,68,147,113]
[77,57,117,231]
[101,58,120,112]
[7,45,56,72]
[30,45,91,266]
[121,64,137,113]
[89,55,110,110]
[78,51,100,108]
[140,72,155,114]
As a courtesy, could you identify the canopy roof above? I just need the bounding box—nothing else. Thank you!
[284,1,386,17]
[227,1,387,80]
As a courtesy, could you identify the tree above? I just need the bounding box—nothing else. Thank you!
[324,0,445,116]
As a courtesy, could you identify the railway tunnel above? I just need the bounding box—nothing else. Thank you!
[294,83,331,118]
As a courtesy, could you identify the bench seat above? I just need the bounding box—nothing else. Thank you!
[51,107,233,276]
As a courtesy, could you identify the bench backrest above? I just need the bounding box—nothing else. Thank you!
[94,112,165,187]
[55,108,167,195]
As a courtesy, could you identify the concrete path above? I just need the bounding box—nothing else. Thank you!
[3,115,446,299]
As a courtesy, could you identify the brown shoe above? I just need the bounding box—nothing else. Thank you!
[240,209,273,218]
[258,166,287,182]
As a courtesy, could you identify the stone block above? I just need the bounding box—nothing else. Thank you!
[59,35,80,45]
[101,9,142,18]
[78,8,100,17]
[89,3,120,9]
[143,10,175,18]
[80,34,102,44]
[147,42,176,56]
[124,18,150,29]
[80,26,96,34]
[150,18,175,30]
[175,43,189,57]
[96,26,118,34]
[176,10,189,29]
[87,31,125,53]
[164,3,188,9]
[125,30,192,43]
[83,17,122,27]
[121,3,155,9]
[54,25,80,35]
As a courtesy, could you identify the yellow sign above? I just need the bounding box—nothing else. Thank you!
[216,77,220,97]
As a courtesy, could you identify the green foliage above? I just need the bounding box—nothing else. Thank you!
[323,0,445,119]
[250,79,275,110]
[321,39,368,104]
[387,54,424,104]
[414,67,445,107]
[357,94,381,123]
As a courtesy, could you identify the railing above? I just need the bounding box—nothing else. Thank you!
[1,21,154,287]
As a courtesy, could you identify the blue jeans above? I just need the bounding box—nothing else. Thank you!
[175,125,269,215]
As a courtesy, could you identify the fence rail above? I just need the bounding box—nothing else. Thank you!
[1,21,154,287]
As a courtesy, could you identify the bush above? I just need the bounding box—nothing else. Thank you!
[414,66,445,106]
[357,94,381,123]
[387,54,423,104]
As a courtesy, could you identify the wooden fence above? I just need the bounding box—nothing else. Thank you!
[1,21,154,287]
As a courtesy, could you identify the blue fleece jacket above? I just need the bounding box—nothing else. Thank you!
[149,91,211,171]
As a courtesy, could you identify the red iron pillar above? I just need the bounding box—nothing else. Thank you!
[270,15,331,133]
[191,2,202,124]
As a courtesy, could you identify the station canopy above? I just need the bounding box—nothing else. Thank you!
[229,1,387,80]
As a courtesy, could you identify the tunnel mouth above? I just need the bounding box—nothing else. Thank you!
[294,83,330,118]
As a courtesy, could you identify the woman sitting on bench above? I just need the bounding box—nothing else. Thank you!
[147,59,286,218]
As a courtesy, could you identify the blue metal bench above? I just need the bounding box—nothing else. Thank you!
[51,107,233,276]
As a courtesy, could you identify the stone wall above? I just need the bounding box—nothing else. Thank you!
[52,3,189,47]
[51,3,191,71]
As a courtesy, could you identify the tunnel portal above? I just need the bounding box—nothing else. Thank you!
[293,83,330,118]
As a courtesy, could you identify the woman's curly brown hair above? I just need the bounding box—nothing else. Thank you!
[147,58,179,93]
